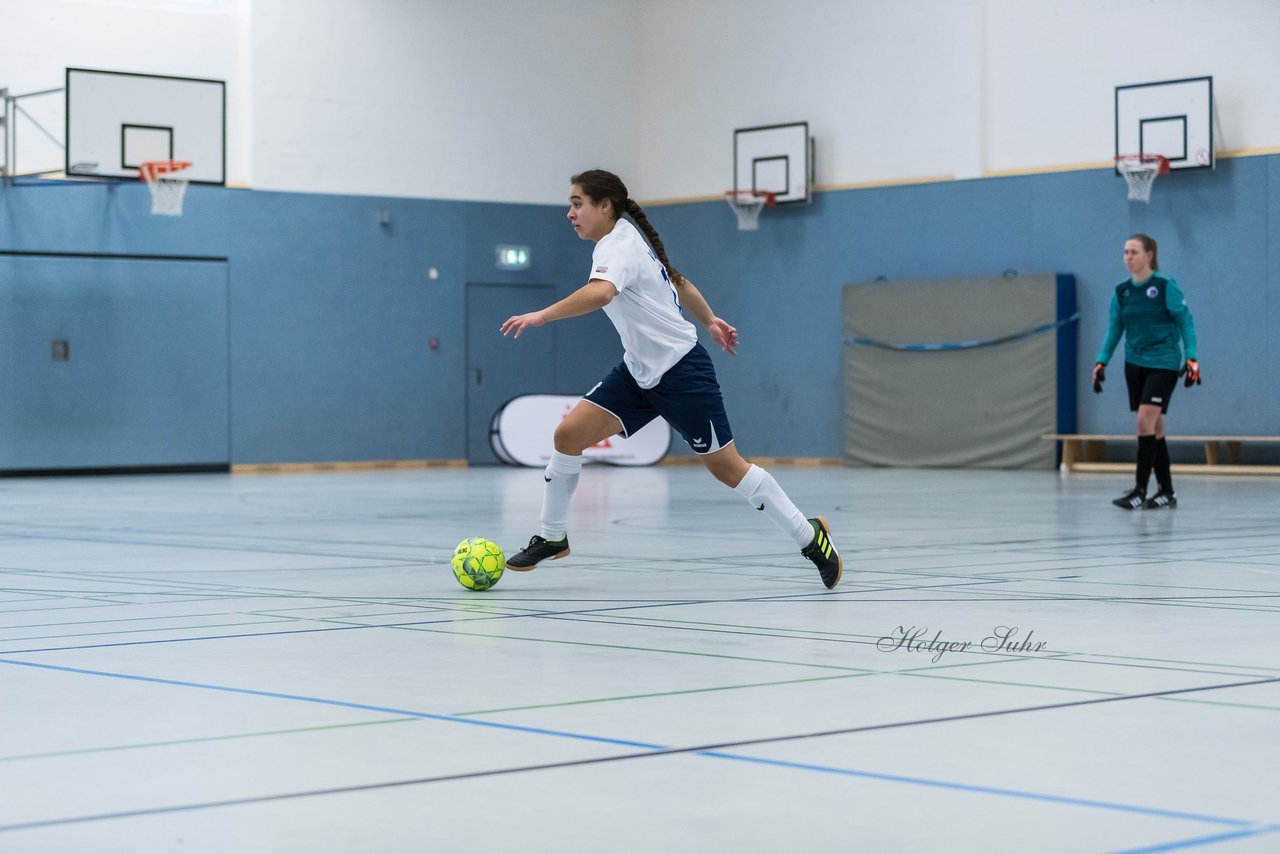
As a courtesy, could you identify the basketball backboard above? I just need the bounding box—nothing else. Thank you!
[733,121,812,205]
[65,68,225,185]
[1114,76,1213,172]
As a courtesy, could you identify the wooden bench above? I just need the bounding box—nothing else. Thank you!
[1042,434,1280,475]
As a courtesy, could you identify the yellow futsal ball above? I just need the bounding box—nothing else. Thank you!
[451,537,505,591]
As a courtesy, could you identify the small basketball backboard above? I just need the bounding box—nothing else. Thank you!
[1114,76,1213,172]
[65,68,225,185]
[733,121,812,205]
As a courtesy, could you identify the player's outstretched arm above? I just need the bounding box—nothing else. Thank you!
[501,279,616,339]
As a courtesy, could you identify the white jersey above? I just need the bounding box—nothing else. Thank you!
[589,218,698,389]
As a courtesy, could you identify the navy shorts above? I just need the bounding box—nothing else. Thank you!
[584,342,734,455]
[1125,362,1179,413]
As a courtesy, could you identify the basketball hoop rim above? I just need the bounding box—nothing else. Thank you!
[1115,154,1171,175]
[138,160,193,181]
[725,189,778,207]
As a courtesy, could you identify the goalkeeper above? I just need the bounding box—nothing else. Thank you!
[1092,233,1199,510]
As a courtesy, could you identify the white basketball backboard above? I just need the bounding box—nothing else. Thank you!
[1115,76,1213,172]
[733,121,812,205]
[66,68,226,185]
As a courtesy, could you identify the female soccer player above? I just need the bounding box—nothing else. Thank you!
[499,169,841,588]
[1092,233,1199,509]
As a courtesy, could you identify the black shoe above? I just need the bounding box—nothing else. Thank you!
[801,516,842,589]
[1142,490,1177,509]
[1112,487,1146,510]
[505,534,570,571]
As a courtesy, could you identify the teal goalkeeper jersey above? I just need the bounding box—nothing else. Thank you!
[1095,273,1197,371]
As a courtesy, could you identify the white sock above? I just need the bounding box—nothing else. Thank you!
[733,464,814,548]
[540,451,582,541]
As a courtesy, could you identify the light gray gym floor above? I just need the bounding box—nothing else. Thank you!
[1,465,1277,853]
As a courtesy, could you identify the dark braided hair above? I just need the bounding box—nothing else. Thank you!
[571,169,685,286]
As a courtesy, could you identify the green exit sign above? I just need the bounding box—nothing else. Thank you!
[495,245,531,270]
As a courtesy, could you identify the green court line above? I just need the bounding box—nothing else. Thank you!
[540,611,920,641]
[531,613,887,647]
[1073,651,1280,674]
[381,617,1280,716]
[662,570,1280,609]
[456,655,1278,717]
[296,601,1280,688]
[893,670,1280,712]
[538,611,1280,676]
[4,609,305,631]
[0,519,441,556]
[0,617,304,644]
[528,612,1280,678]
[895,670,1129,696]
[247,603,443,618]
[0,564,312,595]
[867,562,1280,598]
[1158,696,1280,713]
[0,593,283,612]
[851,581,1280,611]
[0,717,417,763]
[456,672,868,716]
[395,625,871,673]
[0,602,123,617]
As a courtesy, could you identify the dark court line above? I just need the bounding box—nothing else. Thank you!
[0,662,1271,835]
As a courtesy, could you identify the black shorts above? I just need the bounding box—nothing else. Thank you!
[584,342,735,455]
[1124,362,1179,413]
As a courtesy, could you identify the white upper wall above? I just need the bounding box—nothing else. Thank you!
[1,0,250,182]
[982,0,1280,175]
[250,0,641,203]
[631,0,1280,201]
[630,0,986,197]
[4,0,1278,202]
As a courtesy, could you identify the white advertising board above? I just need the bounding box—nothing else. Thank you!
[491,395,671,467]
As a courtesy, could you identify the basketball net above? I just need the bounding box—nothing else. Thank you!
[139,160,193,216]
[1115,155,1169,203]
[725,190,776,231]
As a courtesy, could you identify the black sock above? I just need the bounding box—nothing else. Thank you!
[1135,434,1157,494]
[1154,437,1173,494]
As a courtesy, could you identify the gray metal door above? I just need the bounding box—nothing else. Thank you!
[465,283,556,465]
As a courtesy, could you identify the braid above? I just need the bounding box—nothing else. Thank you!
[572,169,685,286]
[625,199,684,286]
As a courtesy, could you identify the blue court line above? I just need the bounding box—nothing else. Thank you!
[0,658,660,750]
[0,656,1267,835]
[1109,824,1280,853]
[700,752,1252,828]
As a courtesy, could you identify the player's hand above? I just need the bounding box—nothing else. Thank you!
[1183,359,1201,387]
[709,317,739,356]
[500,311,547,339]
[1092,362,1106,394]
